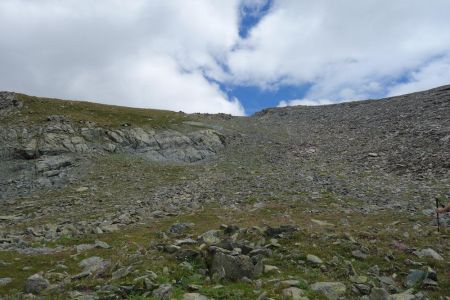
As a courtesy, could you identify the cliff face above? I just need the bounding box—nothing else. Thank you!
[1,117,224,161]
[0,92,227,200]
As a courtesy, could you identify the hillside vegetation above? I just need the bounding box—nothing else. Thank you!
[0,86,449,299]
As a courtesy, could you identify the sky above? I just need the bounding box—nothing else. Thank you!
[1,0,450,116]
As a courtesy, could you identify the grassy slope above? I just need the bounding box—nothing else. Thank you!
[1,94,191,128]
[1,199,448,298]
[0,152,448,299]
[1,92,449,298]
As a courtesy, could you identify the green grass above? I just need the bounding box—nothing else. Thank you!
[1,94,192,128]
[1,197,449,298]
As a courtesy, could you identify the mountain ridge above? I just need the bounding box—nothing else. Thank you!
[0,85,449,298]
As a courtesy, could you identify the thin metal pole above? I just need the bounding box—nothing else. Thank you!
[435,197,440,233]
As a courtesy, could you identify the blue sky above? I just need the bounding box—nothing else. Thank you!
[223,0,450,114]
[223,84,310,115]
[1,0,450,115]
[225,0,312,115]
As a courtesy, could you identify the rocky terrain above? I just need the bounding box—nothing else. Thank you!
[0,86,449,299]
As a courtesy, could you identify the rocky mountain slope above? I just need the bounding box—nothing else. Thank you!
[0,86,449,299]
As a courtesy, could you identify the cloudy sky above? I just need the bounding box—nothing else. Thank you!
[1,0,450,115]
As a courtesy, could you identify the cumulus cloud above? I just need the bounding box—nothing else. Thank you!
[0,0,449,114]
[278,98,335,107]
[0,0,245,115]
[226,0,450,102]
[387,55,450,96]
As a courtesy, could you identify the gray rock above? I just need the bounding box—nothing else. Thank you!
[413,248,444,261]
[179,261,194,271]
[0,215,20,221]
[46,115,67,122]
[405,269,426,288]
[310,282,346,300]
[164,244,181,254]
[352,249,368,260]
[100,224,119,233]
[310,219,334,227]
[369,287,389,300]
[11,120,224,163]
[421,277,438,288]
[0,92,22,116]
[175,249,201,261]
[133,275,157,290]
[354,283,371,295]
[425,266,437,281]
[174,238,197,246]
[94,240,111,249]
[264,265,279,273]
[264,225,299,237]
[68,291,96,300]
[182,293,209,300]
[199,230,221,245]
[24,273,49,295]
[17,247,64,255]
[389,290,416,300]
[378,276,396,287]
[368,265,380,276]
[209,248,263,280]
[0,260,12,267]
[280,279,302,288]
[344,260,357,276]
[76,243,95,253]
[169,222,193,234]
[0,277,12,287]
[350,275,368,284]
[78,256,109,275]
[112,266,132,280]
[281,287,307,299]
[152,283,173,300]
[307,254,323,264]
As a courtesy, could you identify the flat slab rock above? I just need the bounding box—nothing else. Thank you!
[182,293,209,300]
[310,282,346,300]
[413,248,444,261]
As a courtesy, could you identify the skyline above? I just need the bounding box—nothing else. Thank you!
[1,0,450,115]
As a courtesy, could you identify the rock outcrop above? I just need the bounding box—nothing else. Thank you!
[0,92,22,117]
[1,119,224,162]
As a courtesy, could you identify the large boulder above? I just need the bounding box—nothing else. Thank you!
[208,247,263,281]
[24,273,49,295]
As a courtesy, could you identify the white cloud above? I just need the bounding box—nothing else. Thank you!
[278,98,335,107]
[68,54,245,114]
[0,0,245,115]
[387,55,450,96]
[225,0,450,101]
[0,0,449,114]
